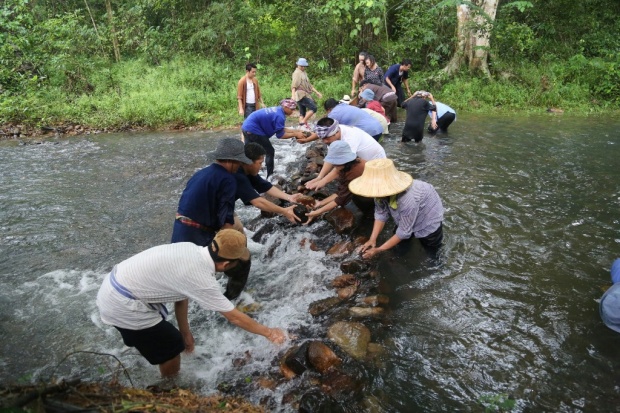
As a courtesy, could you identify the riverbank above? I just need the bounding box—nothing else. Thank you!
[2,56,618,141]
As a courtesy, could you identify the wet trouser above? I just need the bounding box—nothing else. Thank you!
[243,131,274,177]
[395,222,443,250]
[428,112,456,133]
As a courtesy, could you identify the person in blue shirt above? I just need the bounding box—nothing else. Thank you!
[235,143,302,224]
[324,98,384,141]
[241,99,305,177]
[600,259,620,334]
[428,101,457,134]
[171,138,253,300]
[383,59,413,106]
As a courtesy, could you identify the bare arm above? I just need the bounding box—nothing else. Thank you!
[175,299,195,352]
[305,162,334,189]
[221,308,287,344]
[250,197,300,223]
[279,128,305,140]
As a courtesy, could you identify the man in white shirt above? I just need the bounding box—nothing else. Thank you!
[305,117,386,190]
[97,230,287,377]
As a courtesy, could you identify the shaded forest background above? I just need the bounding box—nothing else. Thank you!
[1,0,619,130]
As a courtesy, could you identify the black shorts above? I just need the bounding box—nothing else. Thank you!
[297,96,317,117]
[115,320,185,365]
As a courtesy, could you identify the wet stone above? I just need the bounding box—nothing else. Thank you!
[340,259,369,274]
[325,208,356,234]
[293,205,310,224]
[331,274,357,288]
[299,389,344,413]
[349,306,385,317]
[307,341,341,373]
[282,342,311,376]
[327,321,371,359]
[309,296,342,317]
[337,284,357,300]
[361,294,389,307]
[326,240,355,256]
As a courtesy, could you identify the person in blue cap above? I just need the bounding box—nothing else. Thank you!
[600,258,620,333]
[291,57,322,128]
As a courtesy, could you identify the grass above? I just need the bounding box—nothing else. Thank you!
[1,55,617,132]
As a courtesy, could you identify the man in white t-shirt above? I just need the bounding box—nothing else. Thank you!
[305,117,386,190]
[96,230,287,377]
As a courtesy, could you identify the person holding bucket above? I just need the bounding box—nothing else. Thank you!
[349,158,444,259]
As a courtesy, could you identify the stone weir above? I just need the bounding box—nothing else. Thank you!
[222,142,392,413]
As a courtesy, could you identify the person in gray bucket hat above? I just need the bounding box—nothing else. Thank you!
[171,137,253,300]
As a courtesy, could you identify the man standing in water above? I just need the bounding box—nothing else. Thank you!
[171,137,252,299]
[97,229,287,378]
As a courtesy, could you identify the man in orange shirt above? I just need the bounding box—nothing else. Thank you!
[237,63,264,119]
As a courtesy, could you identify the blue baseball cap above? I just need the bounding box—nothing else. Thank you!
[324,140,356,165]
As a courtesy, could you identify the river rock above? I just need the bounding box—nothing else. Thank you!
[309,297,342,316]
[236,302,261,313]
[300,174,318,185]
[311,156,324,166]
[256,376,277,390]
[293,205,310,224]
[324,208,355,234]
[305,147,322,159]
[280,342,310,378]
[299,389,344,413]
[340,259,369,274]
[349,306,384,317]
[305,161,319,174]
[367,342,386,355]
[361,294,389,306]
[326,240,355,255]
[327,321,371,359]
[307,341,341,373]
[295,195,316,207]
[331,274,357,288]
[337,284,358,300]
[320,370,363,397]
[300,238,319,251]
[231,350,252,367]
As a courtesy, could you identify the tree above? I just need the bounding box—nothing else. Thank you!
[441,0,498,76]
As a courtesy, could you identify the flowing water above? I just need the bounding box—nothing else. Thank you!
[1,114,619,411]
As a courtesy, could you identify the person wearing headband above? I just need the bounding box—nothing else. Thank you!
[349,158,444,258]
[305,117,385,191]
[241,99,306,177]
[97,229,288,378]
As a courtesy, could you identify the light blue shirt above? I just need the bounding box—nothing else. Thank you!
[329,103,383,137]
[430,101,456,120]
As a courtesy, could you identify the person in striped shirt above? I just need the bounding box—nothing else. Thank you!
[97,230,287,378]
[349,159,444,258]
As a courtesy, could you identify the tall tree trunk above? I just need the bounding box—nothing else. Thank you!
[105,0,121,63]
[443,0,498,77]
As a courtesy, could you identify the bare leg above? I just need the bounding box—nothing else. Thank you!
[159,355,181,377]
[302,110,314,124]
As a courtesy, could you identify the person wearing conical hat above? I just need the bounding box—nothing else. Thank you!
[349,158,444,259]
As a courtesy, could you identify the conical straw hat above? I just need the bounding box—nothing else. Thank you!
[349,158,413,198]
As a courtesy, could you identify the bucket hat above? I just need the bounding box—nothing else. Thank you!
[339,95,351,104]
[360,89,375,101]
[601,282,620,333]
[349,158,413,198]
[211,229,251,261]
[296,58,309,67]
[213,138,252,164]
[611,258,620,284]
[324,141,356,165]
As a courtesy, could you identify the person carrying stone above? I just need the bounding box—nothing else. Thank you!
[305,117,385,191]
[305,141,371,223]
[235,143,303,223]
[96,229,288,378]
[428,101,457,134]
[241,99,306,177]
[350,158,444,258]
[358,80,398,123]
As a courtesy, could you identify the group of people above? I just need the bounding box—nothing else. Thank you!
[96,54,455,379]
